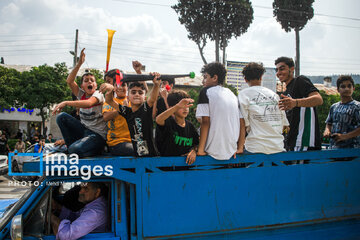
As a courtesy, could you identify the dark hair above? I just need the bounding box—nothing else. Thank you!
[80,73,95,84]
[104,69,117,79]
[104,69,127,87]
[89,182,108,197]
[129,82,146,91]
[161,77,175,86]
[275,57,294,68]
[337,75,354,89]
[242,62,265,81]
[167,90,190,107]
[201,62,227,85]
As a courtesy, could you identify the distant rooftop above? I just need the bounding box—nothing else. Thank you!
[276,81,339,96]
[1,64,33,72]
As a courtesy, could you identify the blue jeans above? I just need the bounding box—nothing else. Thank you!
[56,112,106,158]
[109,142,134,156]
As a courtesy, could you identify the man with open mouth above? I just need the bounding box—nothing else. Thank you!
[52,48,107,158]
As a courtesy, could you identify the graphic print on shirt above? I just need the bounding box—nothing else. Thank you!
[173,131,193,147]
[132,117,149,156]
[250,93,280,122]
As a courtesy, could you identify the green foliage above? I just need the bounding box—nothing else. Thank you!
[18,63,71,131]
[0,66,21,109]
[172,0,253,63]
[317,85,360,134]
[187,86,202,128]
[353,84,360,101]
[224,83,238,96]
[273,0,314,76]
[273,0,314,32]
[7,139,18,151]
[90,69,105,85]
[317,91,340,134]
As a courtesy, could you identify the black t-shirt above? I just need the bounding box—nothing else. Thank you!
[156,97,167,117]
[283,76,321,150]
[0,138,8,155]
[118,102,159,157]
[156,117,199,156]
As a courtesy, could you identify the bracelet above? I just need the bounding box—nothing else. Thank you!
[295,99,298,107]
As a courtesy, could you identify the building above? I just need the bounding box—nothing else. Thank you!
[276,76,339,96]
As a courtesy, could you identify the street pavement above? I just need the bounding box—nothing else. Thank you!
[0,175,31,199]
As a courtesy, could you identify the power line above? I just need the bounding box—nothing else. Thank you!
[0,42,72,48]
[2,34,359,67]
[0,33,73,38]
[0,37,73,43]
[113,0,360,22]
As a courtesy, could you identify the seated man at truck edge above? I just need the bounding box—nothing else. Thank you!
[100,73,161,157]
[52,48,107,158]
[155,90,199,165]
[238,62,289,154]
[323,75,360,149]
[50,182,108,240]
[196,62,245,160]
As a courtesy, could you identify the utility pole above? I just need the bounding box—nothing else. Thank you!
[73,29,79,68]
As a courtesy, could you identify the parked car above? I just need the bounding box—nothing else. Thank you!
[11,143,67,182]
[0,155,8,176]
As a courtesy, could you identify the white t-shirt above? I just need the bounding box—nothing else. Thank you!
[77,89,107,139]
[238,86,289,154]
[196,86,243,160]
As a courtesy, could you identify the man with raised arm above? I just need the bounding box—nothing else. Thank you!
[52,48,107,157]
[100,73,161,157]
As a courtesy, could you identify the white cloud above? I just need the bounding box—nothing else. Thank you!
[0,0,359,76]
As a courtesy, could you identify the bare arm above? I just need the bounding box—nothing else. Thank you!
[147,72,161,107]
[99,83,120,112]
[323,124,332,138]
[51,214,61,235]
[103,110,119,122]
[279,91,323,111]
[236,118,246,154]
[52,97,99,115]
[132,60,149,92]
[332,126,360,143]
[156,98,194,126]
[152,100,158,119]
[66,48,86,96]
[197,116,210,155]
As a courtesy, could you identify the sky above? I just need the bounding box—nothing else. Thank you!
[0,0,359,77]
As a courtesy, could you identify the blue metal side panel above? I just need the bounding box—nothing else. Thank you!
[141,158,360,238]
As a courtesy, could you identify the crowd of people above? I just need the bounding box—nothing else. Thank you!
[0,128,59,155]
[49,49,360,163]
[47,49,360,240]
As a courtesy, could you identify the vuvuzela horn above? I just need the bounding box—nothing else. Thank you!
[106,29,116,73]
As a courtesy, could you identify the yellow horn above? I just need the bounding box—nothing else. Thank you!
[106,29,116,72]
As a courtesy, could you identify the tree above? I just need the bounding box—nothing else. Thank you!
[273,0,314,77]
[18,63,71,136]
[172,0,253,64]
[0,66,21,109]
[353,84,360,101]
[317,91,340,134]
